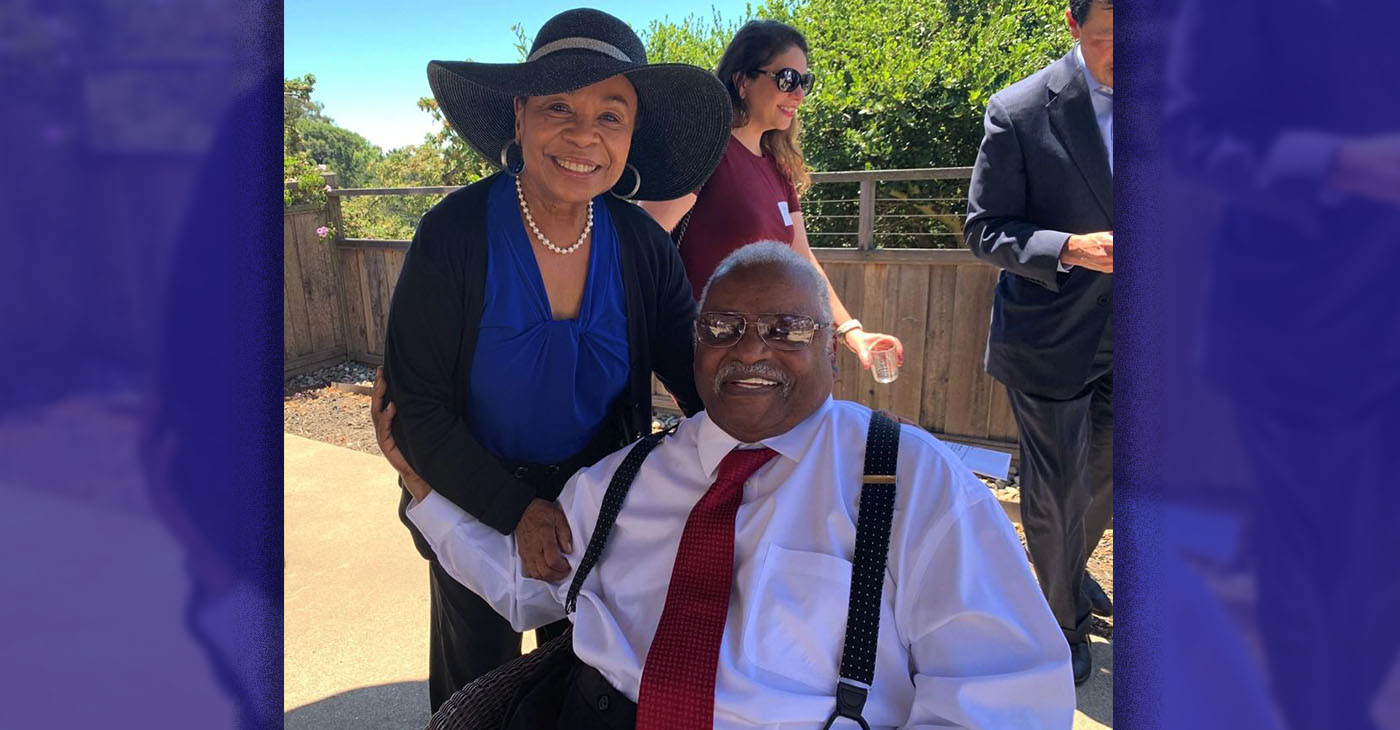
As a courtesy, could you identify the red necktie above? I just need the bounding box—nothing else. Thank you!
[635,447,778,730]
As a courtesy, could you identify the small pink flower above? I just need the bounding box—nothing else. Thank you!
[324,184,332,192]
[316,226,330,238]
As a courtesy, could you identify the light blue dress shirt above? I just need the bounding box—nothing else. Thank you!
[1058,43,1115,272]
[1075,43,1113,173]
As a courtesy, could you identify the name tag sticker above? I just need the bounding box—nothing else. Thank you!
[778,200,793,226]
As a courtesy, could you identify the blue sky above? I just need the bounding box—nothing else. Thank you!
[285,0,754,151]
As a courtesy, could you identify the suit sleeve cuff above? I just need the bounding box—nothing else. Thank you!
[477,479,536,535]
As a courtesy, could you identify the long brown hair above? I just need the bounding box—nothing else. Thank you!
[715,20,811,195]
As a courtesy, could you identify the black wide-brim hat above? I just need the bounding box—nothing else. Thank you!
[428,8,732,201]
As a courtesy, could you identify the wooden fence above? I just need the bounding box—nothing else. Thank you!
[284,205,352,376]
[284,168,1018,447]
[819,248,1014,445]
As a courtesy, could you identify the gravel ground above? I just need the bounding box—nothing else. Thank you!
[285,361,378,398]
[284,363,380,455]
[979,473,1114,640]
[1088,533,1114,639]
[285,361,1112,637]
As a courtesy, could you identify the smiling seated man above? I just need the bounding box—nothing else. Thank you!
[377,241,1073,729]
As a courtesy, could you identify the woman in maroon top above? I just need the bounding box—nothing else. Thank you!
[642,20,903,371]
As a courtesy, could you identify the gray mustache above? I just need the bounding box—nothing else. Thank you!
[714,362,792,394]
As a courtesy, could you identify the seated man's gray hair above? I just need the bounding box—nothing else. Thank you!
[698,241,832,322]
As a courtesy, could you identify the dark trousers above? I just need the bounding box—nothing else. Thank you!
[428,561,571,711]
[1006,369,1113,644]
[557,663,637,730]
[500,661,637,730]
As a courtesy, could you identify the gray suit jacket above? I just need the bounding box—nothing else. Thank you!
[965,50,1113,399]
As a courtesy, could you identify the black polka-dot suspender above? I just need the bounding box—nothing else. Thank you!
[565,428,672,613]
[822,411,900,730]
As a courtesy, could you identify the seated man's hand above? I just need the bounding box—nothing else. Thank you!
[371,367,430,502]
[515,499,573,582]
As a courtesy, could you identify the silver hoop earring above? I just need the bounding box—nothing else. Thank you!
[610,163,642,199]
[499,139,524,176]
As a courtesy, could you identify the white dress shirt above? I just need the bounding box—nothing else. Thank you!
[408,397,1074,729]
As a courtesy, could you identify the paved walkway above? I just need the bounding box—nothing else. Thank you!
[284,433,1111,728]
[284,433,431,729]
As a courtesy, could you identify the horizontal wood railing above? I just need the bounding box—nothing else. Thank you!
[285,167,1015,446]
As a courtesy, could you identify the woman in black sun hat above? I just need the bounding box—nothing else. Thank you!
[377,8,731,711]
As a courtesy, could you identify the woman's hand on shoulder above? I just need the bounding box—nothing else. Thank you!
[371,367,431,501]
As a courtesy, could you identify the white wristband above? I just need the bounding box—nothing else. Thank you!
[835,319,863,337]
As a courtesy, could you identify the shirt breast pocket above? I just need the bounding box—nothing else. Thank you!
[740,545,852,692]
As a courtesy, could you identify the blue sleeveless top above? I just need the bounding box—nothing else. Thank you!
[468,175,630,464]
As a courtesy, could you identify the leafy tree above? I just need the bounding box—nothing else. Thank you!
[644,0,1069,247]
[411,97,497,185]
[283,73,325,155]
[341,143,452,240]
[641,9,740,69]
[284,151,328,209]
[284,73,382,188]
[329,33,529,240]
[744,0,1066,171]
[298,119,380,188]
[335,98,501,240]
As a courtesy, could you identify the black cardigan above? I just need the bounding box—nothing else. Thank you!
[385,173,702,558]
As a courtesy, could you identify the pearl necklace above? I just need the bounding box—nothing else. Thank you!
[515,175,592,255]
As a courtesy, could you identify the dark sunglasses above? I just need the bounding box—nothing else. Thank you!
[695,312,831,351]
[750,67,815,94]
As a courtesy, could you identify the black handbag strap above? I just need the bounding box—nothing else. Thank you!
[822,410,901,730]
[565,427,672,613]
[669,186,702,248]
[670,209,694,248]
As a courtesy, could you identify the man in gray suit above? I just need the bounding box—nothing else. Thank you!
[963,0,1113,685]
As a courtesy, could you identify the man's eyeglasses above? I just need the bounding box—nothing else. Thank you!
[695,312,831,351]
[749,67,815,95]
